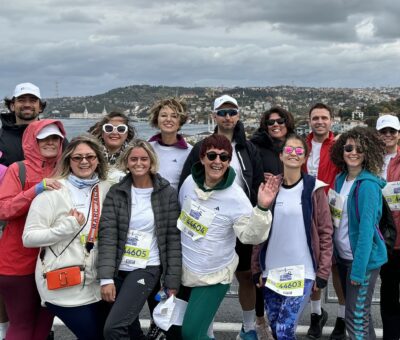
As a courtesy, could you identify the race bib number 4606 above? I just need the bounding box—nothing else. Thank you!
[177,198,215,241]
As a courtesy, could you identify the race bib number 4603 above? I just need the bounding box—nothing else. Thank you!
[265,265,305,297]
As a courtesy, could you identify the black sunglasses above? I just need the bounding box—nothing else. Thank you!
[206,151,231,162]
[379,128,398,135]
[216,109,239,117]
[266,118,286,126]
[343,144,364,154]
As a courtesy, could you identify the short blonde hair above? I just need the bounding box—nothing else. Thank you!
[117,139,159,175]
[148,97,188,130]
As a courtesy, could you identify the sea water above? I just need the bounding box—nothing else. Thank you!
[60,119,209,140]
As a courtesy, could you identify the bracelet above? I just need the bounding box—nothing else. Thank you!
[43,179,47,189]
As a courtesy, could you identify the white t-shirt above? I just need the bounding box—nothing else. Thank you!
[263,180,316,281]
[381,152,396,180]
[307,140,322,178]
[119,187,160,271]
[230,142,245,190]
[334,178,354,260]
[149,141,192,190]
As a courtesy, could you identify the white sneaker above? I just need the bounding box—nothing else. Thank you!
[255,321,274,340]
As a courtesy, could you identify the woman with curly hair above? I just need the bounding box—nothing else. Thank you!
[89,112,136,183]
[148,97,192,190]
[329,127,388,339]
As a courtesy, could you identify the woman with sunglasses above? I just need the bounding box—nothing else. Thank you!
[23,135,111,340]
[252,134,333,340]
[330,127,387,339]
[97,140,181,339]
[375,115,400,340]
[148,97,192,191]
[169,134,278,340]
[250,106,295,337]
[0,120,66,339]
[89,112,136,183]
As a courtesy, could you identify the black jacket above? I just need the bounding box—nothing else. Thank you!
[0,114,28,166]
[250,128,283,176]
[179,121,263,205]
[97,173,182,290]
[0,114,68,167]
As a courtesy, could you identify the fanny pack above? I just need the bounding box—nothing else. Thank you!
[44,265,84,290]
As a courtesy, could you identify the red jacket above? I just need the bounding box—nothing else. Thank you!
[0,120,66,275]
[386,146,400,250]
[303,131,340,193]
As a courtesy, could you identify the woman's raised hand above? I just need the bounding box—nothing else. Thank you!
[257,175,280,209]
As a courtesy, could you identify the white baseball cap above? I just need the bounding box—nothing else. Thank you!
[213,95,238,111]
[37,124,64,140]
[376,114,400,131]
[13,82,41,99]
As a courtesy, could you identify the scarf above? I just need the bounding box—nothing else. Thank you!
[102,141,128,165]
[68,173,100,189]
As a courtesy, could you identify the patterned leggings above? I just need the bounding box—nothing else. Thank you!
[264,279,314,340]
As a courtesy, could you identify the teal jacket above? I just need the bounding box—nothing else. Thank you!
[334,169,388,283]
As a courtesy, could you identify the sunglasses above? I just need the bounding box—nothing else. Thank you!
[343,144,364,153]
[283,146,305,156]
[70,154,97,163]
[266,118,286,126]
[206,151,231,162]
[379,128,398,135]
[102,124,128,134]
[216,109,239,117]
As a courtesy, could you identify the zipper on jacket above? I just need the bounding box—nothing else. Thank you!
[235,148,251,198]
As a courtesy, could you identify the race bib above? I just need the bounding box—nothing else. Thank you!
[266,265,305,297]
[382,182,400,211]
[328,189,345,228]
[121,230,152,269]
[177,198,215,241]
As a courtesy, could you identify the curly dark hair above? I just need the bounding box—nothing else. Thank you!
[148,97,188,130]
[330,127,385,175]
[88,111,136,143]
[259,106,295,135]
[4,97,47,113]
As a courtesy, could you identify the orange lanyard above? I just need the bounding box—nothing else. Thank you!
[85,185,100,252]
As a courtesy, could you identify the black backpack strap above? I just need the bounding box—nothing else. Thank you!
[16,161,26,189]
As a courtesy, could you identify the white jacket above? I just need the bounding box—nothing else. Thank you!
[23,179,111,307]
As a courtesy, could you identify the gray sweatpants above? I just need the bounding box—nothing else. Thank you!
[337,258,380,340]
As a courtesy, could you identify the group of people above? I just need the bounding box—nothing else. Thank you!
[0,82,398,340]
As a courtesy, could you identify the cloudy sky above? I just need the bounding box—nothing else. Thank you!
[1,0,400,97]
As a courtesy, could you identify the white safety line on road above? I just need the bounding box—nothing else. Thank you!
[54,317,383,337]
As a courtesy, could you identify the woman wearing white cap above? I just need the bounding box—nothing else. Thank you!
[376,114,400,340]
[0,120,65,339]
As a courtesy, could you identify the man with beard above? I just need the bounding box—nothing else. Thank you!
[0,83,46,166]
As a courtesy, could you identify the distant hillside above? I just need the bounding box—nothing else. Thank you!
[43,84,400,119]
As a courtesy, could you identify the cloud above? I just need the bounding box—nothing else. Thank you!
[0,0,399,97]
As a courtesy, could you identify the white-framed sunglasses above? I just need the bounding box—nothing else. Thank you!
[102,124,128,134]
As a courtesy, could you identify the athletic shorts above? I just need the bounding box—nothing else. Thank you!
[235,238,253,272]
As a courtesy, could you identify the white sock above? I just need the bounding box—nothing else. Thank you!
[207,319,215,338]
[0,322,9,339]
[337,304,346,319]
[243,309,256,332]
[310,300,322,315]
